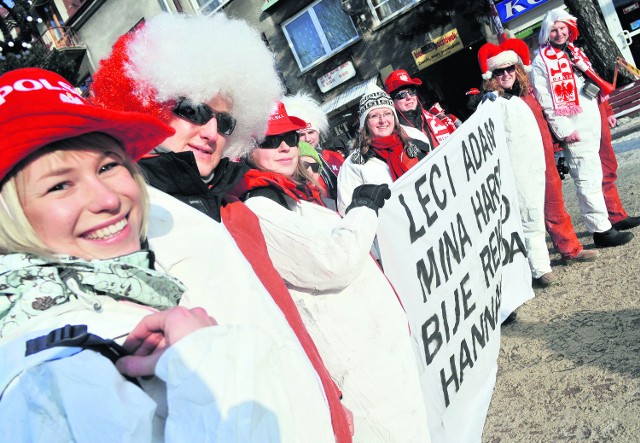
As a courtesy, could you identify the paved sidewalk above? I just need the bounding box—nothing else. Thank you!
[483,149,640,443]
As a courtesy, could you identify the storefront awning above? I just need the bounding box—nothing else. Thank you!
[321,75,379,115]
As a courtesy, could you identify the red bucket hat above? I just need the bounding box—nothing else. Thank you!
[0,68,174,181]
[384,69,422,95]
[265,102,307,136]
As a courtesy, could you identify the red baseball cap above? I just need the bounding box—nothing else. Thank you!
[265,102,307,136]
[0,68,174,181]
[384,69,422,95]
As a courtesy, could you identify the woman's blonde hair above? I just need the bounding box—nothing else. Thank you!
[0,132,149,256]
[481,64,531,97]
[357,113,411,155]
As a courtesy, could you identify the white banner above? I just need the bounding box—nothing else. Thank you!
[377,101,534,443]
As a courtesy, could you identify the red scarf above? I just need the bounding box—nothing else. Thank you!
[370,134,419,181]
[538,43,590,116]
[233,168,325,206]
[397,105,453,148]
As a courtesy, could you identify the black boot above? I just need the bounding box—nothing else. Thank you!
[612,216,640,231]
[593,228,634,248]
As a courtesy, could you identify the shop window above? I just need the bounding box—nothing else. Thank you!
[282,0,360,73]
[194,0,232,15]
[368,0,419,25]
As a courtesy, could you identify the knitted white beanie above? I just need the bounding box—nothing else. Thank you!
[358,84,397,128]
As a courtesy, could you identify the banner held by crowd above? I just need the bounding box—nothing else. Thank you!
[377,100,534,443]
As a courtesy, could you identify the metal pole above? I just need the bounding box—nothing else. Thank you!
[487,0,507,43]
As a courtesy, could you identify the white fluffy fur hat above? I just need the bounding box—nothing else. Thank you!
[281,92,329,135]
[91,13,284,159]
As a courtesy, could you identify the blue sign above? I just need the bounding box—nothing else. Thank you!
[495,0,552,22]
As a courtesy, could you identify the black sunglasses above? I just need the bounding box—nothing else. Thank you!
[392,88,417,100]
[259,131,299,149]
[302,161,320,173]
[493,65,516,77]
[173,97,237,136]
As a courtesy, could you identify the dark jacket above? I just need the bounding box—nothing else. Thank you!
[138,149,248,222]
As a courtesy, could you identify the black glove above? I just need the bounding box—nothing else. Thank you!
[556,156,570,180]
[346,184,391,215]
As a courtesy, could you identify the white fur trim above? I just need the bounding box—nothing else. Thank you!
[486,50,518,72]
[523,65,532,73]
[482,71,493,80]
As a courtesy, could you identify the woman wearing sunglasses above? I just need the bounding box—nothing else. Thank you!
[232,103,430,443]
[90,14,352,441]
[298,141,325,191]
[0,68,339,442]
[485,38,599,265]
[384,68,457,147]
[477,39,556,288]
[336,85,432,216]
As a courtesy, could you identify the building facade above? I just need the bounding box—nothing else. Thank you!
[12,0,637,145]
[225,0,488,147]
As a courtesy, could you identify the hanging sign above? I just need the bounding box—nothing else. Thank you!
[411,28,463,70]
[495,0,552,22]
[317,61,356,93]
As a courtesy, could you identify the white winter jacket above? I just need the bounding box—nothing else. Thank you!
[0,308,327,442]
[0,187,335,443]
[492,95,550,277]
[530,48,600,140]
[147,187,335,442]
[531,48,609,232]
[244,194,430,443]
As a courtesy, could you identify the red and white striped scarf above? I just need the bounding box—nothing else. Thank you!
[538,43,591,116]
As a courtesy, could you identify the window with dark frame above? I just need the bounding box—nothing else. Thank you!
[367,0,419,26]
[282,0,360,73]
